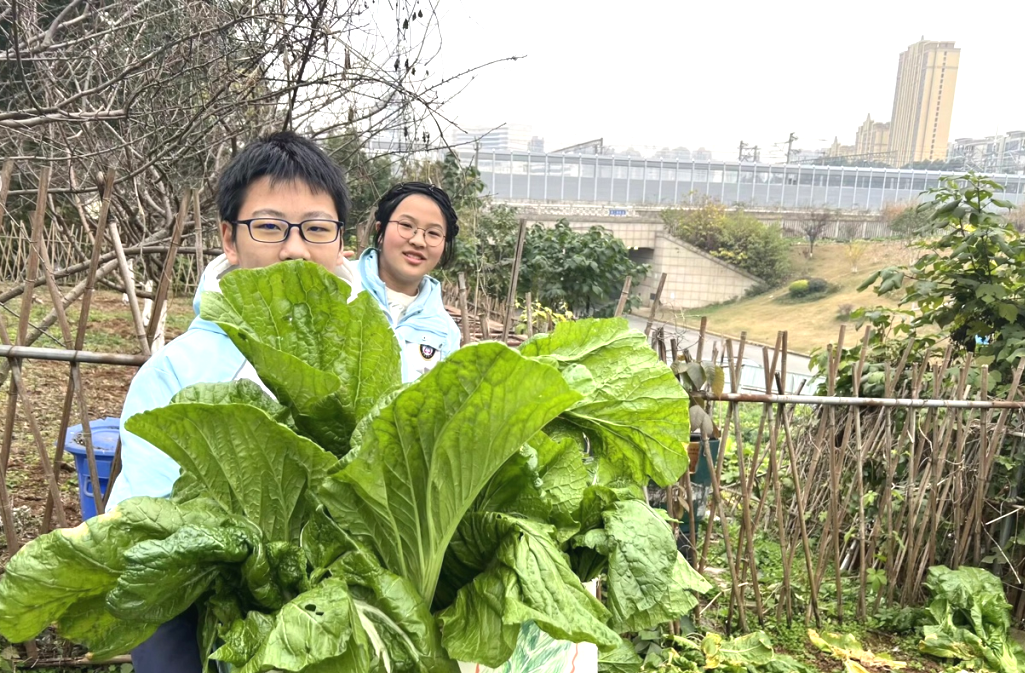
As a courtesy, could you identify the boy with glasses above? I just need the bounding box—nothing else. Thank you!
[107,131,355,673]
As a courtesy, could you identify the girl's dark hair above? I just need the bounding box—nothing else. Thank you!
[372,182,459,267]
[216,131,351,227]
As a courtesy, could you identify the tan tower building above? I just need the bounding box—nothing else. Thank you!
[889,39,959,166]
[855,115,891,162]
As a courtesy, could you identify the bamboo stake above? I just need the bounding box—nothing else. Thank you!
[103,438,122,508]
[0,159,20,552]
[146,190,190,347]
[682,467,698,584]
[457,273,471,346]
[43,169,117,529]
[2,167,50,467]
[500,219,527,344]
[828,330,846,622]
[0,167,45,474]
[614,275,632,317]
[0,169,66,528]
[853,328,871,620]
[478,309,490,342]
[644,273,668,337]
[699,343,725,570]
[778,383,821,625]
[973,367,991,566]
[771,332,794,622]
[727,335,765,625]
[107,219,150,356]
[0,346,148,366]
[193,190,205,281]
[525,292,533,338]
[696,317,708,362]
[701,427,748,633]
[767,373,794,620]
[902,357,970,599]
[694,338,747,632]
[892,357,947,586]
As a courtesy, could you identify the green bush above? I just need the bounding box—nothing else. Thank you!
[807,277,829,293]
[788,279,810,297]
[662,200,792,286]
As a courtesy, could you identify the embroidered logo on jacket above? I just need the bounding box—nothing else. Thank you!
[419,344,438,360]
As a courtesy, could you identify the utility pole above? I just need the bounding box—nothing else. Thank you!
[738,142,760,163]
[785,132,798,164]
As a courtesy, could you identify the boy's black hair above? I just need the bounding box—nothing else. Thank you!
[216,131,351,232]
[372,182,459,267]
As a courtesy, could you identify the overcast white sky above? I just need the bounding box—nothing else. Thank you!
[431,0,1025,161]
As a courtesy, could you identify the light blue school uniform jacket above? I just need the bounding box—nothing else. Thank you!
[106,254,362,508]
[357,248,461,383]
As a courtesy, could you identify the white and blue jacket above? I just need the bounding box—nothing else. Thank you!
[107,254,362,508]
[357,248,461,383]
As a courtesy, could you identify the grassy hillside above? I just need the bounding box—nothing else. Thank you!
[651,240,915,354]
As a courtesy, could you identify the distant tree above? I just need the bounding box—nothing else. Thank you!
[713,211,791,287]
[661,195,727,251]
[811,156,890,168]
[326,133,396,248]
[1007,204,1025,233]
[662,199,790,286]
[845,240,869,272]
[519,221,649,318]
[902,158,967,170]
[889,205,933,241]
[802,209,834,258]
[426,156,647,314]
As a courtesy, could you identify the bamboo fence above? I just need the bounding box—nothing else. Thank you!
[648,317,1025,632]
[0,162,1024,656]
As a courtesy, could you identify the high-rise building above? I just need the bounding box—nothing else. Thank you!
[889,39,960,166]
[854,115,891,162]
[528,136,545,153]
[453,124,535,152]
[826,137,856,159]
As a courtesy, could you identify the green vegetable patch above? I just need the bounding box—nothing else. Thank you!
[0,260,709,672]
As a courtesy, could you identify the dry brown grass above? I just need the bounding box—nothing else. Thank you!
[651,240,915,354]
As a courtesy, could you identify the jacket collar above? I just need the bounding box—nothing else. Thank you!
[358,248,443,327]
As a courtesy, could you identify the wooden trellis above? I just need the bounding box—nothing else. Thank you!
[2,160,1025,644]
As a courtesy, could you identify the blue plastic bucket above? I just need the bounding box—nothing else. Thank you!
[61,417,120,520]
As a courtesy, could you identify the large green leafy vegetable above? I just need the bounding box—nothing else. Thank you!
[0,261,704,671]
[916,566,1025,673]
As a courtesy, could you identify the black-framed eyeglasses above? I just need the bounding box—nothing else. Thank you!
[231,218,343,244]
[388,220,446,247]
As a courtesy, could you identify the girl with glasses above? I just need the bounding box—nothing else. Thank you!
[358,182,462,382]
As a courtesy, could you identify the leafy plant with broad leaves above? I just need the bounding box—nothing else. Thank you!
[700,632,812,673]
[808,629,906,673]
[916,566,1025,673]
[671,351,725,440]
[0,261,708,672]
[850,173,1025,395]
[867,565,1025,673]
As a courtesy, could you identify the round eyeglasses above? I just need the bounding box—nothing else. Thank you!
[231,218,343,244]
[389,220,446,247]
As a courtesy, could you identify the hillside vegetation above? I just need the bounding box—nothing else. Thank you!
[653,240,912,353]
